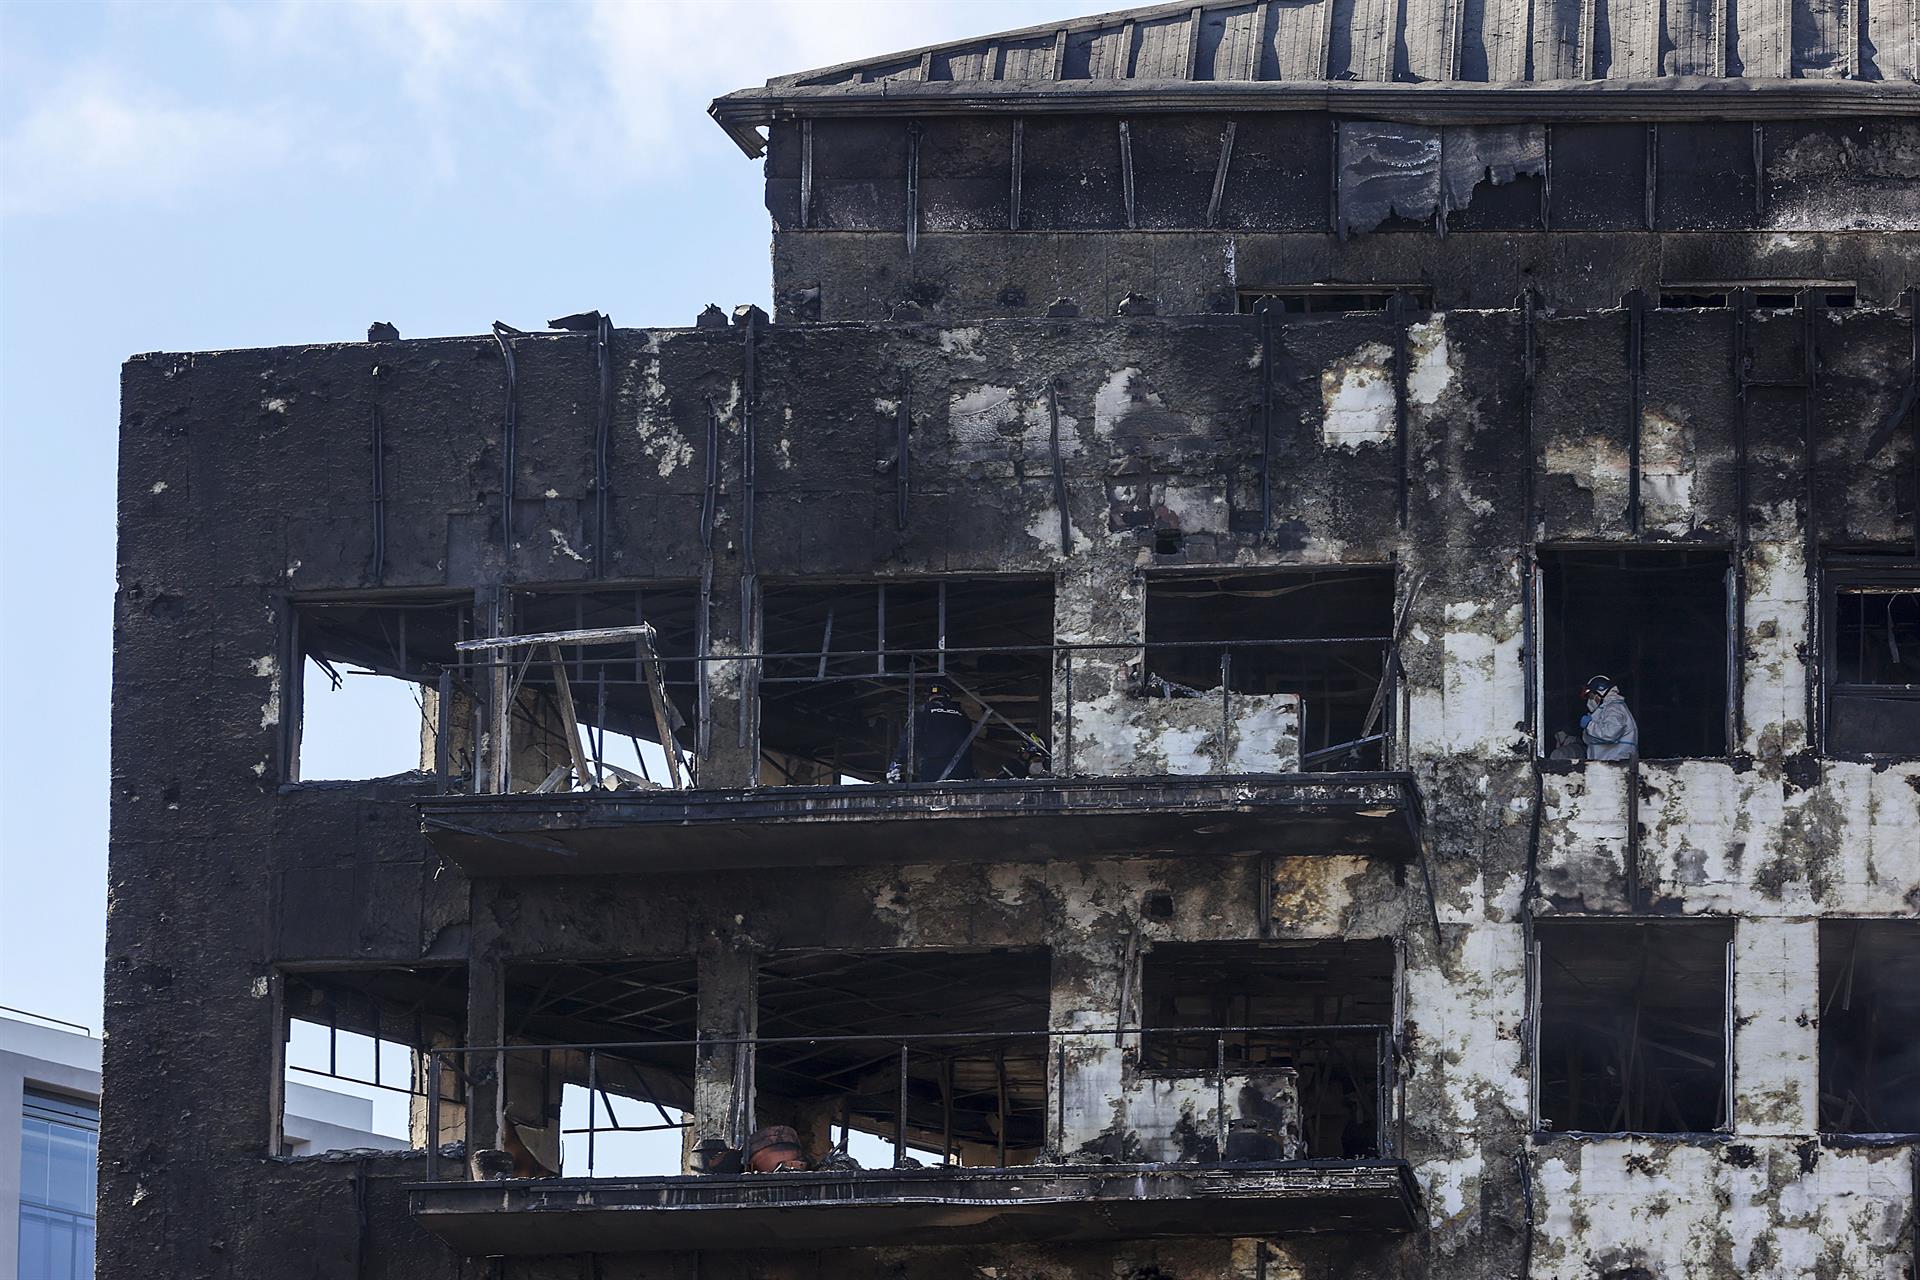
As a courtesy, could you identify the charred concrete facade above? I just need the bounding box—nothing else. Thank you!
[108,4,1919,1279]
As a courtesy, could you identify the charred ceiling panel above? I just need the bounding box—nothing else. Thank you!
[1339,123,1545,236]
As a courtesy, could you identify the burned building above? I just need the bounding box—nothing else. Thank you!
[104,2,1920,1277]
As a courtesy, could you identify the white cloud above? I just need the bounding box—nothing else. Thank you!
[0,0,1118,214]
[0,68,294,215]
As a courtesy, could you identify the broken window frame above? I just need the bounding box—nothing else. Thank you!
[281,592,481,787]
[1236,286,1434,315]
[272,964,468,1158]
[754,576,1056,786]
[1819,559,1920,760]
[1529,545,1738,761]
[1141,566,1400,771]
[1818,920,1920,1138]
[1528,919,1735,1138]
[1134,940,1400,1159]
[1658,281,1856,311]
[752,948,1054,1169]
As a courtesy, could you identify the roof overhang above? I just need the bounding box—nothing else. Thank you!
[419,773,1422,876]
[408,1160,1423,1253]
[711,78,1920,156]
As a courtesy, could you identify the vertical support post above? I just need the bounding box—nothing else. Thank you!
[1800,288,1821,746]
[799,118,813,230]
[587,1050,598,1176]
[1206,120,1236,229]
[593,312,614,578]
[1731,291,1752,747]
[1118,120,1136,229]
[1218,651,1232,772]
[491,322,519,551]
[905,122,922,258]
[426,1048,441,1180]
[1047,380,1072,555]
[1540,125,1553,230]
[1626,289,1645,535]
[435,668,452,791]
[1009,118,1024,231]
[1644,124,1658,230]
[895,1043,910,1168]
[369,402,387,585]
[1214,1036,1228,1160]
[936,581,947,675]
[464,938,506,1170]
[1062,649,1075,777]
[694,943,756,1156]
[1258,302,1275,535]
[1391,292,1410,528]
[1625,760,1642,910]
[995,1050,1009,1168]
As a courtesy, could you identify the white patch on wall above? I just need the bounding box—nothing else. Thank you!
[1406,317,1452,407]
[1319,343,1396,447]
[1733,918,1817,1136]
[150,480,168,494]
[262,397,289,414]
[937,327,986,360]
[1091,368,1165,437]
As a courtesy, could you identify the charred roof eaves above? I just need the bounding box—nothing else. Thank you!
[710,77,1920,157]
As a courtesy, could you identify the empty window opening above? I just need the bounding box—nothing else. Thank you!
[1144,568,1396,770]
[1533,920,1731,1134]
[279,966,466,1156]
[757,578,1055,784]
[1820,921,1920,1135]
[1238,287,1433,315]
[1538,548,1730,759]
[756,950,1051,1169]
[494,959,698,1177]
[1140,941,1396,1158]
[1658,283,1856,311]
[289,597,476,783]
[1824,564,1920,757]
[495,587,701,792]
[18,1089,97,1279]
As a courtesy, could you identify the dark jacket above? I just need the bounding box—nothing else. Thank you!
[892,699,976,781]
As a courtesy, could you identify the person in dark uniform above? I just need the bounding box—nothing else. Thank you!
[886,683,976,782]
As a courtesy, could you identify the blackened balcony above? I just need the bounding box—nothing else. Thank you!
[420,773,1421,875]
[406,1021,1421,1254]
[417,604,1424,874]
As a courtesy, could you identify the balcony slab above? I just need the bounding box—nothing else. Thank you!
[419,774,1422,875]
[407,1160,1422,1253]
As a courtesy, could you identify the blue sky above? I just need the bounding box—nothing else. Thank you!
[0,0,1112,1033]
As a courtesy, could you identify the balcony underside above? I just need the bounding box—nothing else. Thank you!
[407,1160,1422,1254]
[419,774,1421,875]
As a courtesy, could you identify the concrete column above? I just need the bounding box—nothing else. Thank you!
[692,940,757,1159]
[1733,916,1819,1136]
[1047,926,1129,1159]
[464,892,507,1165]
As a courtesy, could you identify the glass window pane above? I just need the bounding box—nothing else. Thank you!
[43,1125,94,1213]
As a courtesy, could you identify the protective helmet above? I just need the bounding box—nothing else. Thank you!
[1583,675,1616,700]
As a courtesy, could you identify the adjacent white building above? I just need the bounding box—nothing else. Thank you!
[3,1011,401,1280]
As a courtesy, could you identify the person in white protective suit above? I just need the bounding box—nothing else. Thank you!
[1580,674,1639,762]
